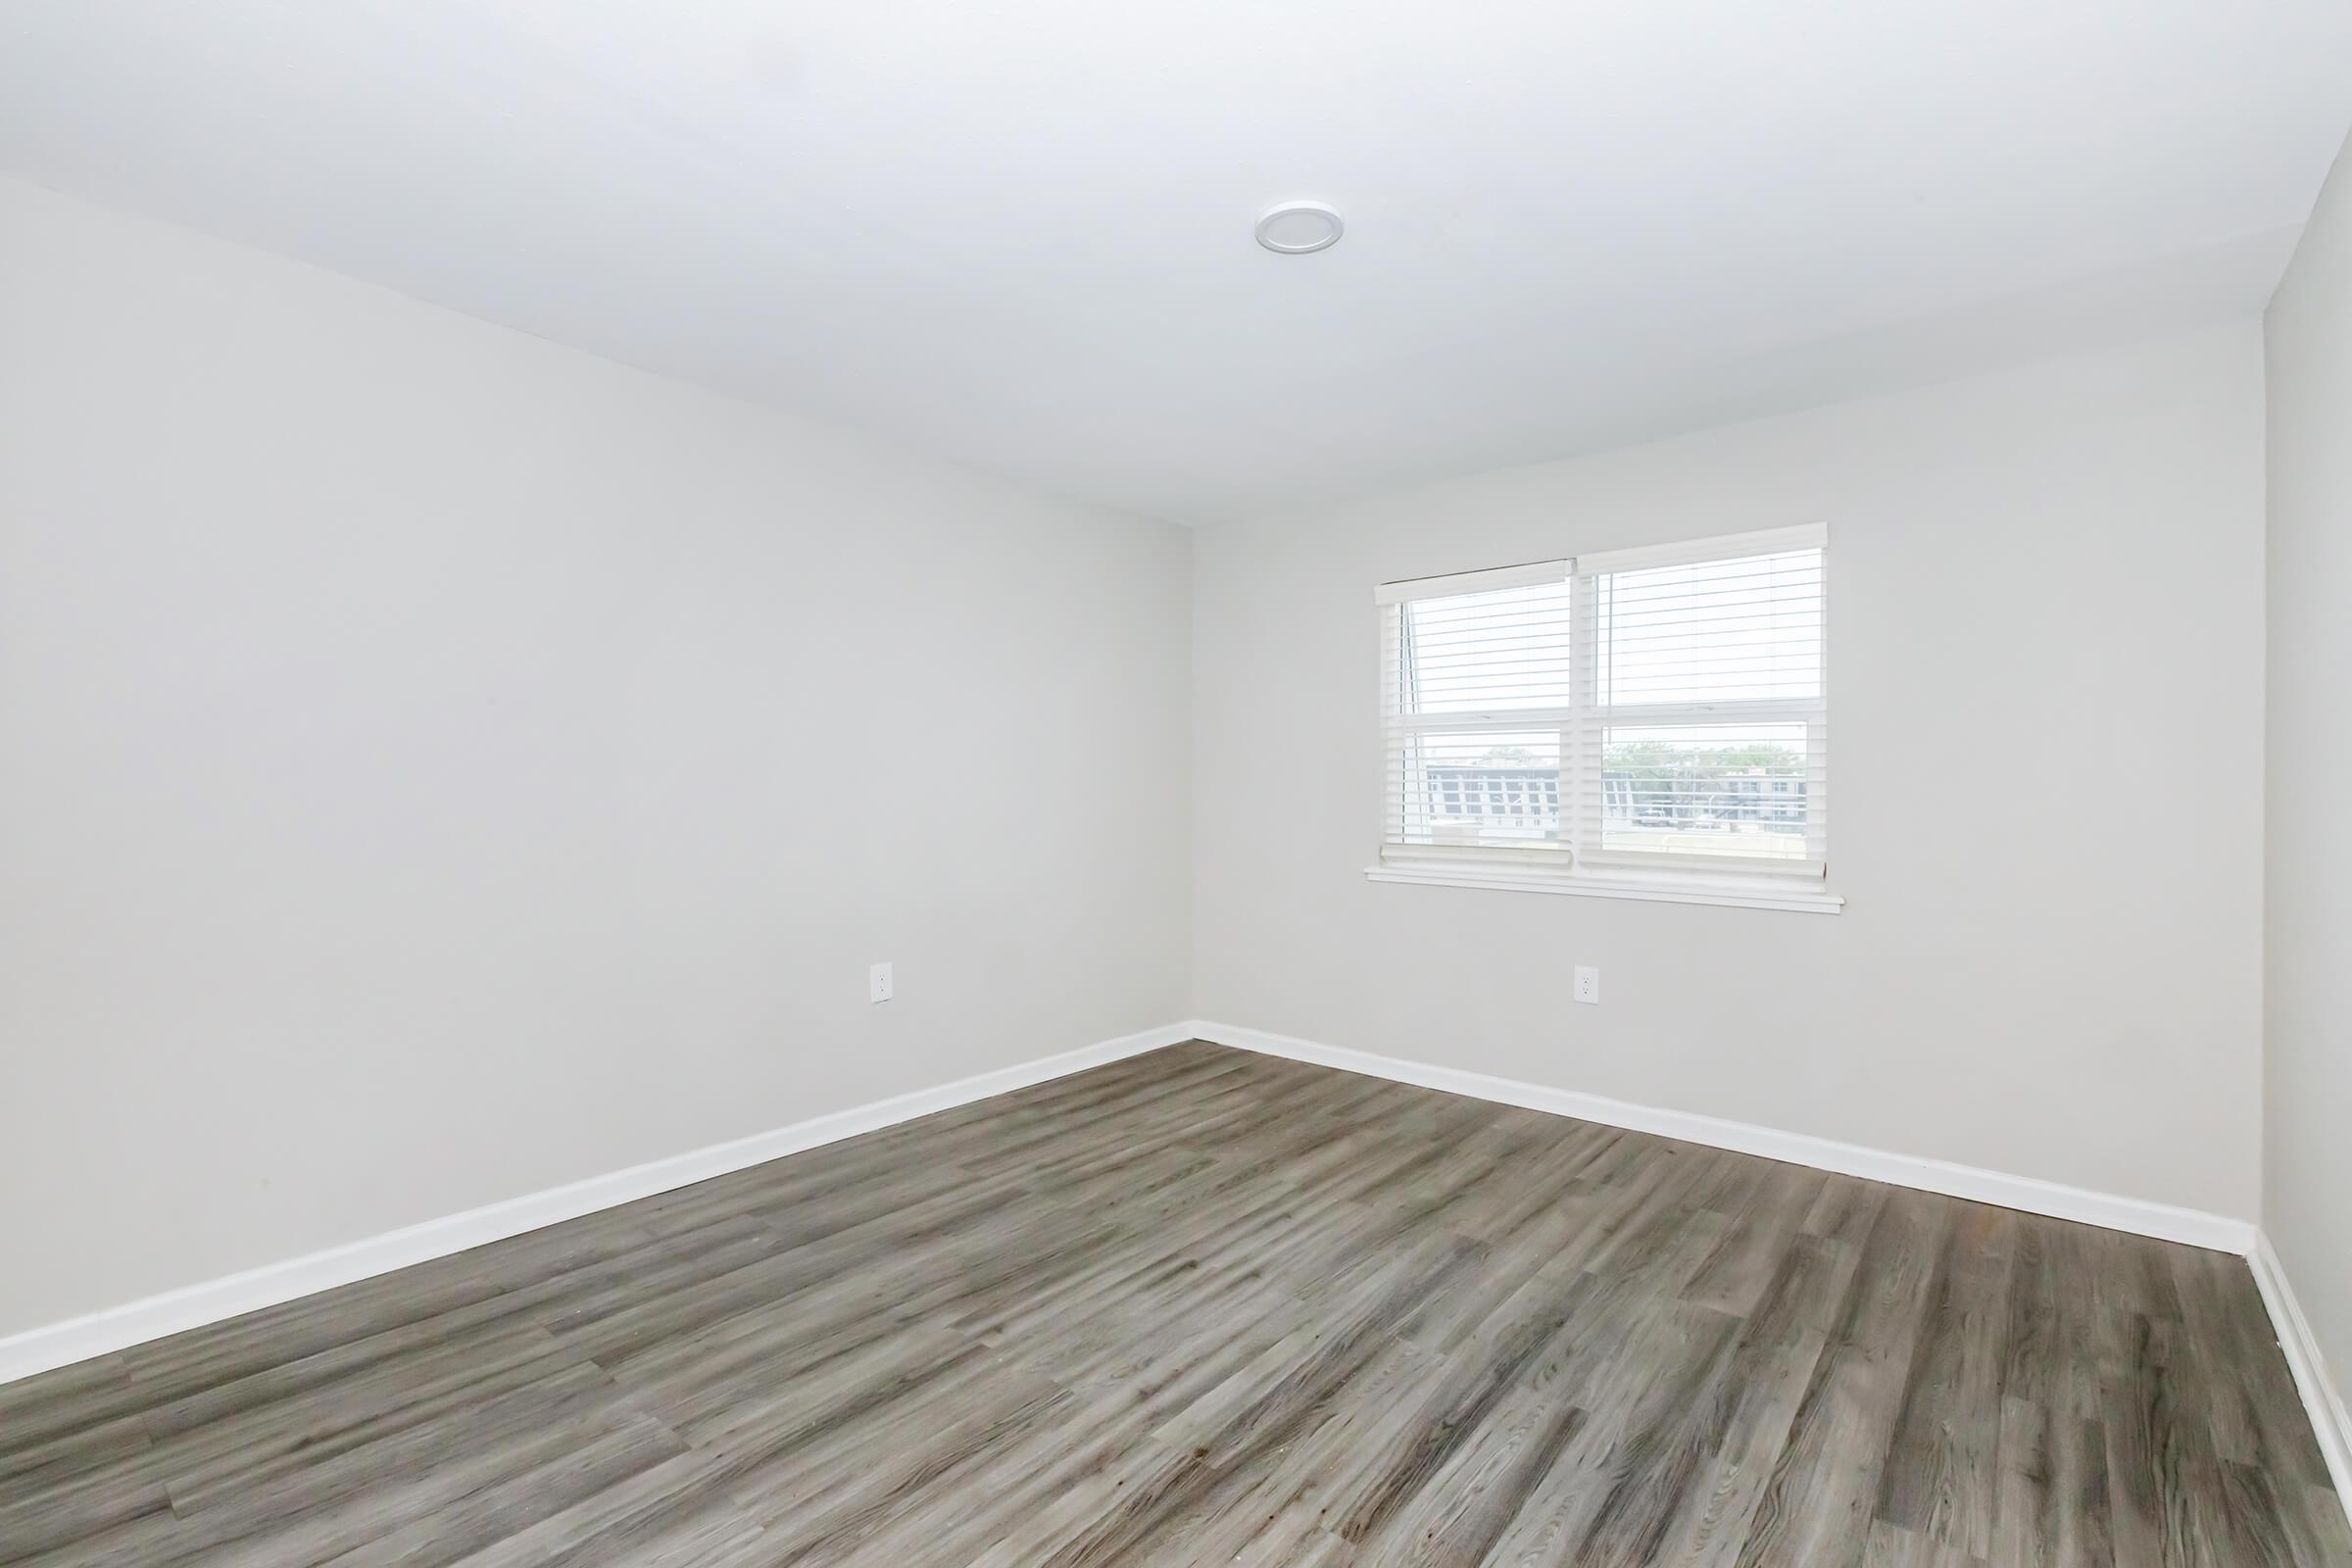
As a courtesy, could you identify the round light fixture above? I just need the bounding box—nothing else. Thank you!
[1255,201,1344,254]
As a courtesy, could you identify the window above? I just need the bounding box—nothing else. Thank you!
[1375,524,1834,910]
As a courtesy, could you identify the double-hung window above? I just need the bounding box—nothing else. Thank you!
[1375,524,1836,910]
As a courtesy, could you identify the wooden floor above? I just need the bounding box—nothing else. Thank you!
[3,1043,2344,1567]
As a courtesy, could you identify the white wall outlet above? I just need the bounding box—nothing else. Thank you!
[868,961,893,1004]
[1573,965,1600,1005]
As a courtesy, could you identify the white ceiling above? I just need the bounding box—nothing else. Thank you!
[4,2,2349,523]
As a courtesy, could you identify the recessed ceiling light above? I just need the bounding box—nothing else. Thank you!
[1255,201,1344,255]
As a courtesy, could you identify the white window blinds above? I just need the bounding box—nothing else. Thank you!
[1378,525,1827,879]
[1378,562,1577,862]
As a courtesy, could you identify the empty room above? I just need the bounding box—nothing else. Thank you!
[4,3,2351,1565]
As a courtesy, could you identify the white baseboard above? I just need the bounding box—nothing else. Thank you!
[1187,1020,2258,1255]
[2248,1233,2352,1517]
[0,1021,1194,1389]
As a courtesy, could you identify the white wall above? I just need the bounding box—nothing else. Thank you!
[0,162,2290,1353]
[0,176,1192,1339]
[2266,129,2352,1409]
[1193,326,2267,1220]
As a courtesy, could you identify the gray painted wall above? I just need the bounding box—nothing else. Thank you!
[2266,125,2352,1424]
[1192,326,2268,1221]
[0,177,1193,1338]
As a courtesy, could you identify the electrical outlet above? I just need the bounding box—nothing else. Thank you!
[868,962,893,1004]
[1573,965,1600,1005]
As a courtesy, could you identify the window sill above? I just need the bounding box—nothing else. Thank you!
[1363,862,1844,913]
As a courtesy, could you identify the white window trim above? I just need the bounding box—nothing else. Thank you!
[1372,523,1838,913]
[1572,521,1826,576]
[1363,860,1845,913]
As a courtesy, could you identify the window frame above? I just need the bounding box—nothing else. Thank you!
[1376,561,1577,870]
[1370,524,1841,914]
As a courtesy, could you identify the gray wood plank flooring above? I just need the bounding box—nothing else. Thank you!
[3,1041,2344,1566]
